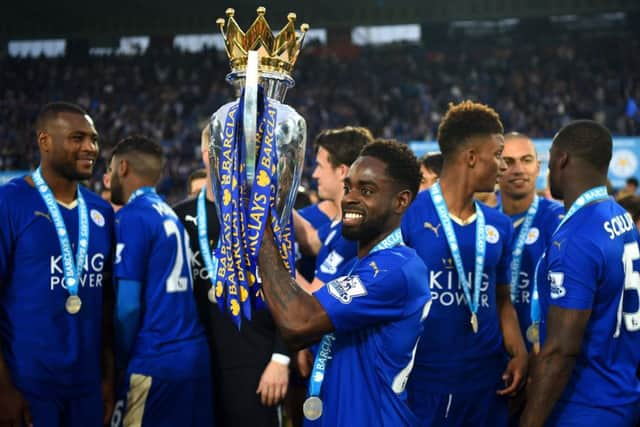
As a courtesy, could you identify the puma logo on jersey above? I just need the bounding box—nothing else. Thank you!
[552,240,564,249]
[369,261,386,278]
[424,221,441,237]
[185,215,198,226]
[34,210,52,222]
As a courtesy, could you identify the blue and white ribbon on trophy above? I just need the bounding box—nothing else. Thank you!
[215,51,296,328]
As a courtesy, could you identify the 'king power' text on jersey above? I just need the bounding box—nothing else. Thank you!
[114,191,209,379]
[313,245,431,426]
[401,191,514,392]
[504,198,564,347]
[537,198,640,418]
[0,177,113,397]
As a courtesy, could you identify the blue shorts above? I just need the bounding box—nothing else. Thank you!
[111,374,213,427]
[408,387,508,427]
[24,390,103,427]
[547,399,640,427]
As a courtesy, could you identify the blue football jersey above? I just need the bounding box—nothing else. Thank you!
[0,177,113,398]
[537,198,640,409]
[114,191,208,379]
[313,245,431,426]
[299,204,332,230]
[297,204,332,282]
[401,191,514,392]
[315,220,358,283]
[506,198,564,346]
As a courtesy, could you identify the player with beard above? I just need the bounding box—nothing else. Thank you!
[402,101,527,427]
[497,133,564,353]
[520,121,640,426]
[108,136,212,426]
[293,127,373,291]
[0,102,115,426]
[257,140,431,425]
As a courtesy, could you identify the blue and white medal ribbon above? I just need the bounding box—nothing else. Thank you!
[530,186,608,346]
[304,228,403,420]
[197,186,221,303]
[504,195,539,303]
[430,183,484,333]
[127,186,156,203]
[33,167,89,315]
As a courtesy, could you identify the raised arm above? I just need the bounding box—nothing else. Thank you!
[519,306,590,427]
[292,210,322,256]
[258,227,333,351]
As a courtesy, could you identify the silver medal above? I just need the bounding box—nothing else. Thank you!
[303,396,323,421]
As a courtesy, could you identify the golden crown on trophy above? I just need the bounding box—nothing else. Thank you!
[216,7,309,76]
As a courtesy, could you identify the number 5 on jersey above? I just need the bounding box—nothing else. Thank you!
[615,242,640,337]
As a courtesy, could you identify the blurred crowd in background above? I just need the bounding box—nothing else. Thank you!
[1,30,639,203]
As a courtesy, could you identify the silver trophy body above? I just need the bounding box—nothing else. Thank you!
[208,73,307,228]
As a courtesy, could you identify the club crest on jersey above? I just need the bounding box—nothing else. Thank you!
[549,271,566,299]
[525,227,540,244]
[486,225,500,244]
[90,209,105,227]
[328,275,367,304]
[319,250,344,275]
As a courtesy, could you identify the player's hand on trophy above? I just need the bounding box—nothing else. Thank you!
[256,360,289,406]
[0,379,32,427]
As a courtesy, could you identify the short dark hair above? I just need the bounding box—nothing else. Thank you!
[626,177,639,188]
[36,101,89,132]
[314,126,374,168]
[112,135,164,182]
[188,168,207,190]
[359,139,421,201]
[420,152,443,176]
[437,101,504,158]
[553,120,612,173]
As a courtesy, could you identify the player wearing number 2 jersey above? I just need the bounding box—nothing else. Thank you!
[521,120,640,427]
[108,136,212,426]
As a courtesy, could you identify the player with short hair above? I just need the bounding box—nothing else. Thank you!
[520,120,640,426]
[108,135,212,426]
[497,132,564,353]
[294,126,373,291]
[186,168,207,197]
[403,101,528,427]
[0,101,115,426]
[258,139,431,425]
[419,152,443,192]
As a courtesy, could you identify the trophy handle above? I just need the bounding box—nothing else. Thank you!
[243,50,259,192]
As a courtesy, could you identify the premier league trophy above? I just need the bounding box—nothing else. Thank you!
[206,7,308,328]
